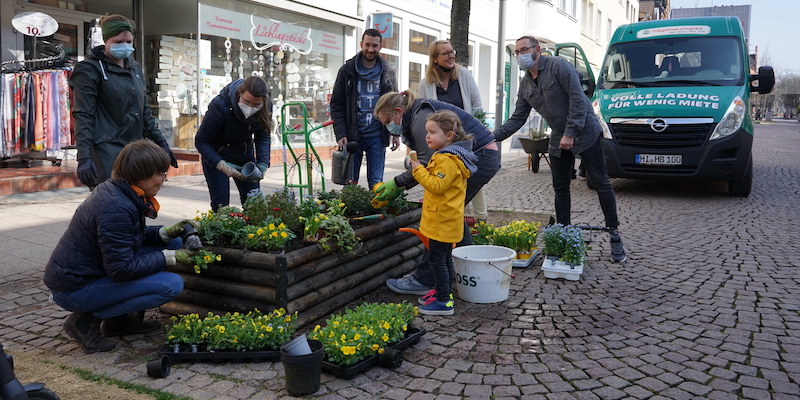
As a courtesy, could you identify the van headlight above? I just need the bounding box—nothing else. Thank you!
[710,96,745,140]
[592,99,612,139]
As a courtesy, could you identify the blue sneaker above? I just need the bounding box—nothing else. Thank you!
[418,290,454,306]
[387,274,432,295]
[418,299,454,316]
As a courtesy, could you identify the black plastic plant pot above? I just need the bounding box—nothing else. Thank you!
[146,355,171,378]
[378,347,403,368]
[160,345,281,364]
[281,339,324,396]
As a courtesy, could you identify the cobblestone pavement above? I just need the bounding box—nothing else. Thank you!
[1,120,799,399]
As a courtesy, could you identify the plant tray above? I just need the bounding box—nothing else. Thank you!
[160,344,281,364]
[321,326,426,379]
[512,249,539,268]
[541,258,583,281]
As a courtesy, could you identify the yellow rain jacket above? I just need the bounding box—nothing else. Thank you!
[412,151,473,244]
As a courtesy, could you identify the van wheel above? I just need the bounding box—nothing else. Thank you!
[728,155,752,197]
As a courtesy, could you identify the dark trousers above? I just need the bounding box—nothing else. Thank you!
[428,239,455,302]
[550,136,619,228]
[202,160,260,212]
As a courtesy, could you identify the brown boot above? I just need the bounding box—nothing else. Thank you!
[63,312,116,353]
[101,311,161,337]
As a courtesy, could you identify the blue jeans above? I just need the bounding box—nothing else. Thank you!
[352,135,386,189]
[428,239,455,302]
[202,159,260,212]
[412,147,501,287]
[550,136,619,228]
[51,238,184,319]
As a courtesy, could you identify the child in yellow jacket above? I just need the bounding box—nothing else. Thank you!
[410,110,478,315]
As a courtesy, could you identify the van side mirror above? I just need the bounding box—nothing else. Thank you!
[751,66,775,94]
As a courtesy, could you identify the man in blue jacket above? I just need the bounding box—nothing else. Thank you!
[330,28,398,188]
[493,36,626,262]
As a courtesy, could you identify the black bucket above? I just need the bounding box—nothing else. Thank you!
[280,339,324,396]
[331,146,354,185]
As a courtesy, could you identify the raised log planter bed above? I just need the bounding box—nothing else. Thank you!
[160,208,423,328]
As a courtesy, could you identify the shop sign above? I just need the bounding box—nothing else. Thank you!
[201,4,319,55]
[371,13,393,38]
[250,15,312,54]
[12,11,59,37]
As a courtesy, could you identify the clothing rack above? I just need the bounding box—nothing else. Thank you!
[1,46,66,73]
[1,44,73,168]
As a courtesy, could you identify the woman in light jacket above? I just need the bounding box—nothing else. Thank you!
[417,40,488,223]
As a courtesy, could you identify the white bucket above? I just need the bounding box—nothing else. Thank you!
[452,245,516,303]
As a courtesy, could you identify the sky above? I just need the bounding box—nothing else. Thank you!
[669,0,799,73]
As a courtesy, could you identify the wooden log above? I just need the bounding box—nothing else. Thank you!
[294,259,417,328]
[178,272,278,303]
[159,300,226,317]
[287,229,416,284]
[204,247,282,271]
[169,263,278,286]
[173,286,280,312]
[281,208,422,267]
[286,235,422,300]
[287,244,423,313]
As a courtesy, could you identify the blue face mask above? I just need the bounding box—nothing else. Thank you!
[517,52,536,71]
[386,120,401,136]
[109,43,134,60]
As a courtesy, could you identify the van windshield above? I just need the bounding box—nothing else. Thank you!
[599,36,744,89]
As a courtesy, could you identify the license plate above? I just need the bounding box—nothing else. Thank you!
[635,154,682,165]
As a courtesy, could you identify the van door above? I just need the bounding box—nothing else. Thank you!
[554,43,596,98]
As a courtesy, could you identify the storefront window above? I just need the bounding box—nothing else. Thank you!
[142,0,346,149]
[198,1,344,147]
[19,0,131,16]
[409,30,436,55]
[382,54,398,75]
[409,62,422,95]
[381,23,400,51]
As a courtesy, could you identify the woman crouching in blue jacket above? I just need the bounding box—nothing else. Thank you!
[44,140,197,353]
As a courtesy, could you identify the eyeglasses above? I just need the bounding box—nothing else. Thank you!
[241,98,263,108]
[513,46,534,56]
[439,50,456,57]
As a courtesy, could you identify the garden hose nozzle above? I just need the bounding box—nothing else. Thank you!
[371,182,388,209]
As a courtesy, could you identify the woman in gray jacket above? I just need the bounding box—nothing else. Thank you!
[70,14,176,189]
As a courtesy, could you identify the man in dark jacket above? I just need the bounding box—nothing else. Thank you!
[330,28,398,189]
[70,15,177,190]
[493,35,626,262]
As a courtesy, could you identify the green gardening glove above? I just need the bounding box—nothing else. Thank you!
[257,162,268,175]
[160,219,198,240]
[174,249,198,265]
[374,179,403,202]
[216,160,246,180]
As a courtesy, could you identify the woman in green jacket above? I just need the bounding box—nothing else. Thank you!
[71,14,176,189]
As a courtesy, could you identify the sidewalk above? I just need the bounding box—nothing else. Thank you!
[3,127,799,399]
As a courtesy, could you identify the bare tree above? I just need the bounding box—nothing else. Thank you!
[450,0,471,65]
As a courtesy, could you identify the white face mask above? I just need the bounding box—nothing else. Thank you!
[238,102,263,119]
[517,52,537,71]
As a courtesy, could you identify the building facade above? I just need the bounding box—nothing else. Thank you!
[2,0,501,152]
